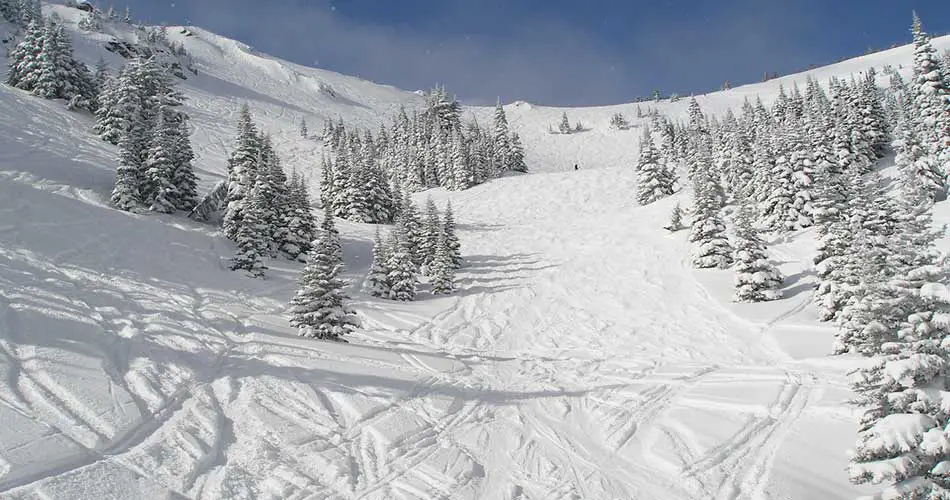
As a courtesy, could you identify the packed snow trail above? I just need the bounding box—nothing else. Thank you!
[0,85,863,496]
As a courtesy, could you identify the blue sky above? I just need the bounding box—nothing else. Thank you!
[117,0,950,106]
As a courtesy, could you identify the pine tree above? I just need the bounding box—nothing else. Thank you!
[94,62,132,144]
[687,96,708,136]
[636,128,674,205]
[666,202,685,232]
[230,180,269,278]
[7,21,96,107]
[896,114,947,202]
[910,13,950,195]
[733,203,783,302]
[362,161,395,224]
[397,194,425,267]
[93,57,109,95]
[419,197,442,273]
[425,85,461,132]
[300,117,308,138]
[330,151,354,218]
[223,105,261,241]
[386,221,418,301]
[558,112,572,134]
[609,112,629,130]
[442,200,463,269]
[169,117,198,211]
[450,133,473,190]
[720,117,754,199]
[281,171,317,261]
[143,109,178,213]
[832,236,900,355]
[824,174,900,326]
[33,22,67,100]
[289,231,359,341]
[848,245,950,497]
[95,56,177,144]
[812,135,850,283]
[7,20,45,91]
[857,70,889,159]
[689,168,732,269]
[364,228,392,297]
[429,228,456,295]
[509,132,528,173]
[257,135,292,256]
[111,126,144,211]
[493,99,512,170]
[319,207,343,267]
[761,121,813,232]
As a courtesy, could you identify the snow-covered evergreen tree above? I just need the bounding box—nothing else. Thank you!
[223,105,261,241]
[719,117,754,200]
[636,128,675,205]
[289,228,359,341]
[896,113,947,202]
[281,171,316,261]
[230,180,269,278]
[848,251,950,496]
[826,174,902,330]
[509,132,528,173]
[319,207,343,266]
[143,109,179,213]
[424,85,462,132]
[558,112,572,134]
[257,134,292,256]
[910,13,950,197]
[666,201,685,232]
[813,140,851,320]
[299,117,308,138]
[7,21,95,108]
[492,99,512,170]
[733,203,783,302]
[7,20,44,90]
[443,200,462,269]
[419,197,442,273]
[386,220,418,301]
[94,63,130,145]
[429,228,456,295]
[856,70,889,159]
[760,120,814,231]
[364,228,392,298]
[689,167,732,269]
[396,194,425,267]
[111,124,145,211]
[609,112,630,130]
[169,117,198,211]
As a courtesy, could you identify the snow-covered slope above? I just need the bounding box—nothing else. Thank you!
[46,2,425,194]
[1,4,948,499]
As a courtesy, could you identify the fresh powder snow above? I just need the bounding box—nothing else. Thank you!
[1,2,949,499]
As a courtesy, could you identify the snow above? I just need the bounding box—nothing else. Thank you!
[2,4,949,499]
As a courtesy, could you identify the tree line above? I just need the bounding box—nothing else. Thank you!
[319,86,526,224]
[647,14,949,497]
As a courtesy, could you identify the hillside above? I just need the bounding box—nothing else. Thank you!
[469,36,950,173]
[0,3,948,499]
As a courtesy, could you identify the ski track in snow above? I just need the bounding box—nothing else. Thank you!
[1,5,941,499]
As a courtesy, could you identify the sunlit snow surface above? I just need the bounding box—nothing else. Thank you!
[1,4,949,499]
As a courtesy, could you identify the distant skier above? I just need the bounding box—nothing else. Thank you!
[574,164,578,171]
